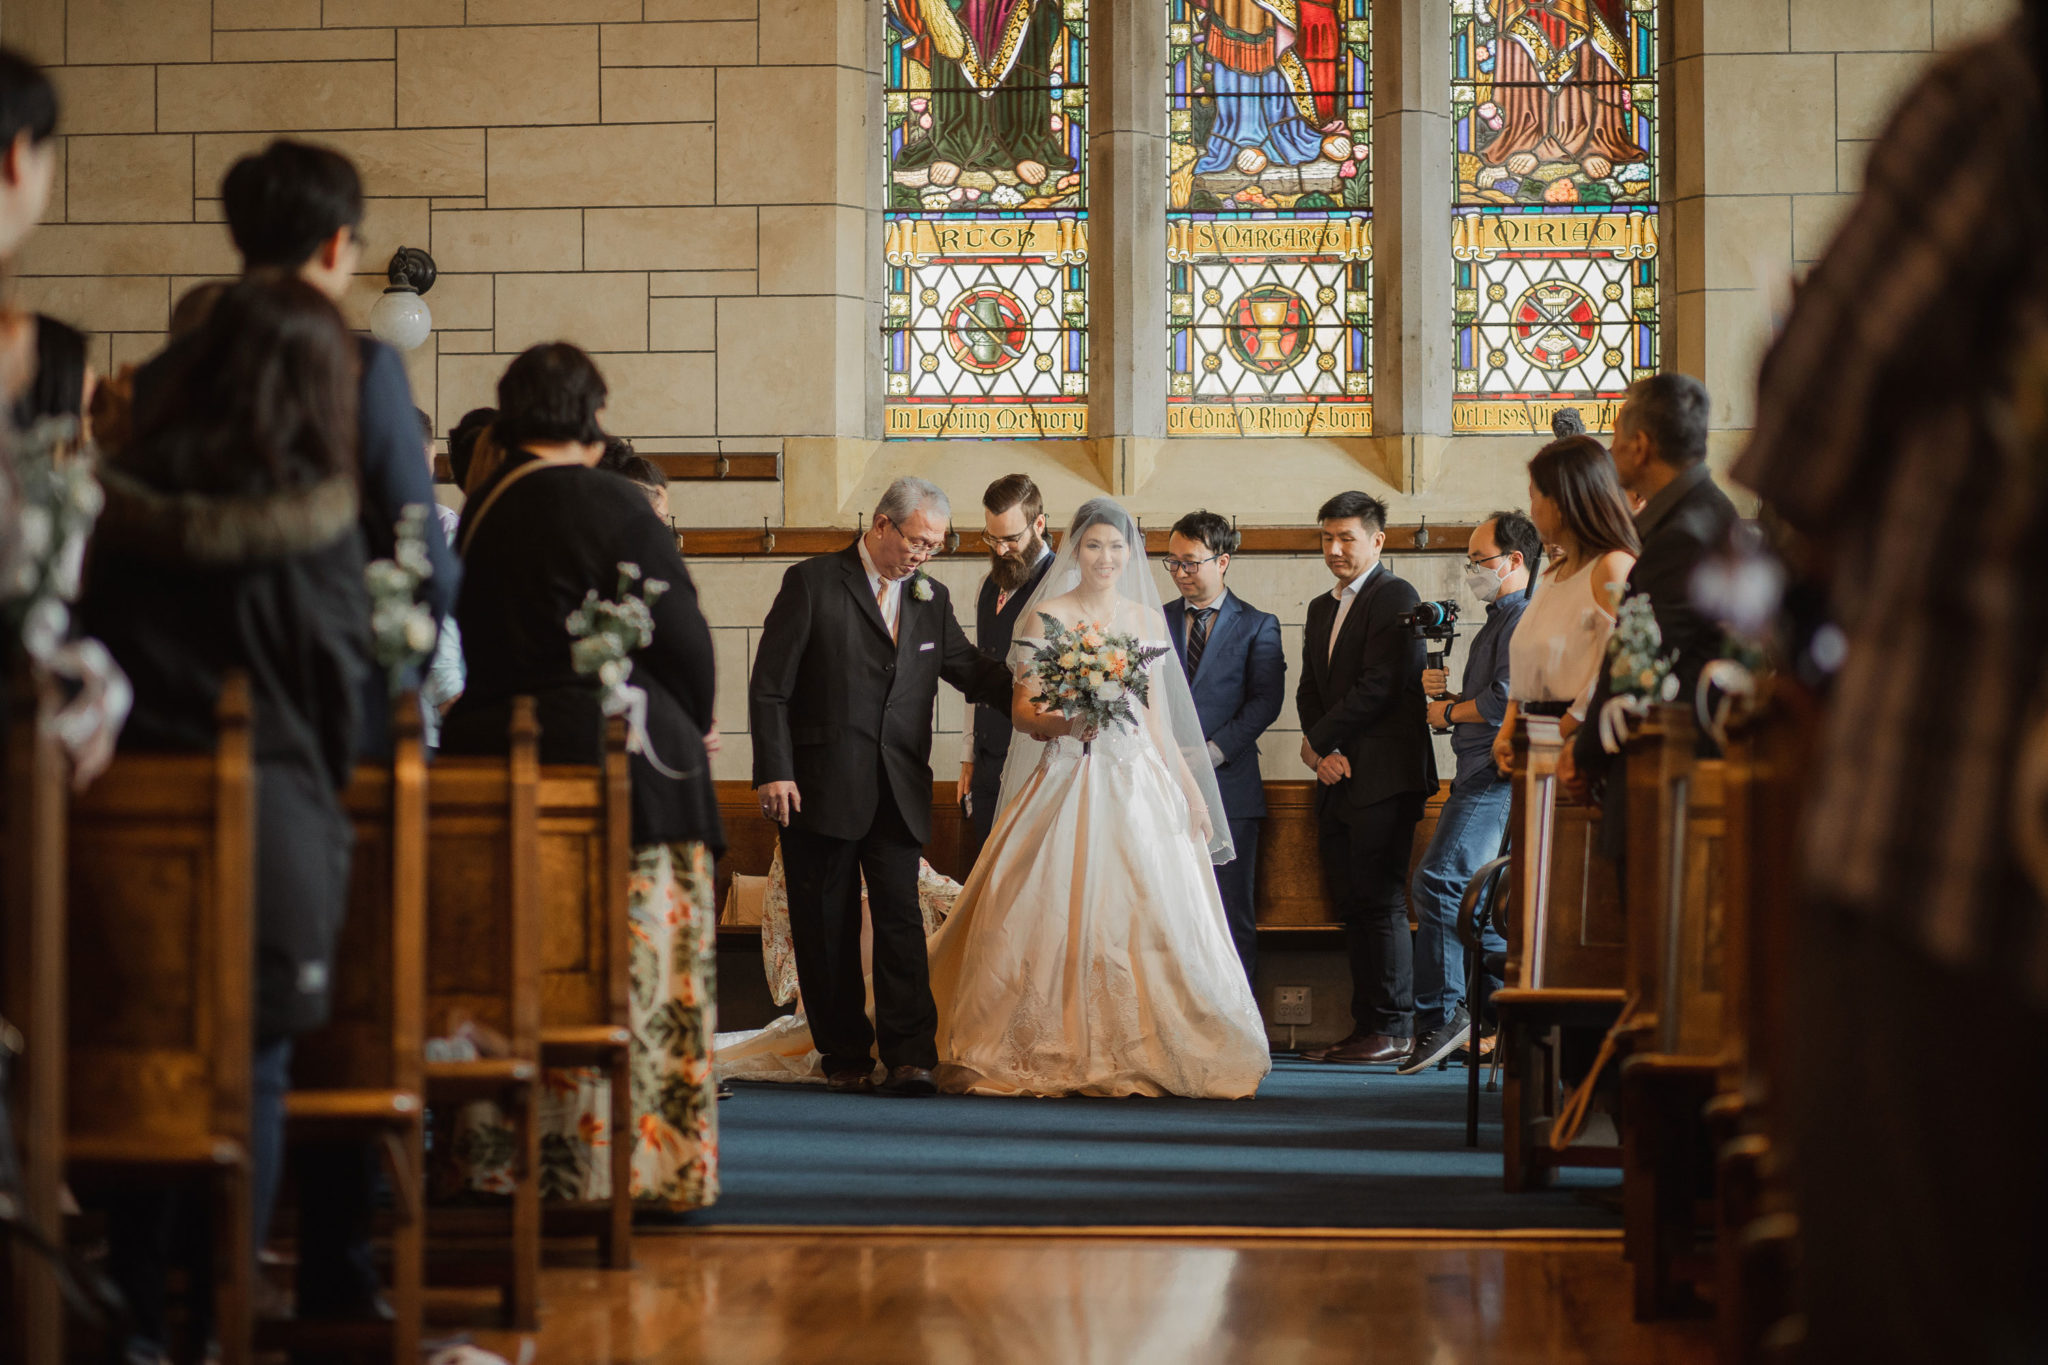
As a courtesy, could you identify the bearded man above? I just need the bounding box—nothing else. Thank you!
[957,473,1054,865]
[1480,0,1646,181]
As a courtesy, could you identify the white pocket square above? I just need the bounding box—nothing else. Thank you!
[919,642,936,652]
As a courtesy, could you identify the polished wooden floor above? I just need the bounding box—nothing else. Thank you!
[462,1230,1713,1364]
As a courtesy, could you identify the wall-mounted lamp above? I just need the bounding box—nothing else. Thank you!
[369,246,437,352]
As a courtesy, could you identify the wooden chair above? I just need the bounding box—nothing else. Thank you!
[1492,713,1627,1191]
[423,699,541,1329]
[64,675,257,1365]
[1616,704,1729,1319]
[534,718,633,1267]
[261,699,430,1360]
[2,665,68,1365]
[1710,683,1816,1362]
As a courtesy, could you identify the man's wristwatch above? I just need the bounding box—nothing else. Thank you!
[1434,694,1462,733]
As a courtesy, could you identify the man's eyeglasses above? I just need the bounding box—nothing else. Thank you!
[882,515,947,557]
[1162,553,1221,575]
[1466,550,1511,569]
[980,530,1034,551]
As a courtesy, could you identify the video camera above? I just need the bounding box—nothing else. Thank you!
[1397,599,1461,678]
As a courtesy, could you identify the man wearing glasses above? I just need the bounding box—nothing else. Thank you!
[750,477,1012,1097]
[1397,510,1538,1075]
[1162,510,1285,985]
[958,474,1056,866]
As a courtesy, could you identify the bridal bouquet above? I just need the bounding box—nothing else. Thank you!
[365,504,439,697]
[1025,614,1172,736]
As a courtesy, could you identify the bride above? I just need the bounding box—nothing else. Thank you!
[926,498,1269,1098]
[715,499,1269,1100]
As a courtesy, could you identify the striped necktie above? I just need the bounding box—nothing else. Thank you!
[1186,607,1215,678]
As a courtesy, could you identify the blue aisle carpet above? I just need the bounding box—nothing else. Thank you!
[707,1058,1619,1230]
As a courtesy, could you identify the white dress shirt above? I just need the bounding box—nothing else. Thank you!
[856,533,903,640]
[1327,562,1379,660]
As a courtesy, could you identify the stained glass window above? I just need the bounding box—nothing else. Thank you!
[883,0,1088,439]
[1167,1,1373,437]
[1451,0,1658,433]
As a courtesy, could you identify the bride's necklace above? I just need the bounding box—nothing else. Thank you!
[1073,590,1118,622]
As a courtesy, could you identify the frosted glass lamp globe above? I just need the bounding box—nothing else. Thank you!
[369,288,432,351]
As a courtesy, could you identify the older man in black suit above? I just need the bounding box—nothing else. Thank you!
[1295,491,1439,1066]
[750,477,1013,1097]
[1563,374,1737,864]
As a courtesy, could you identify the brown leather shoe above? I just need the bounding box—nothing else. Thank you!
[1298,1032,1366,1063]
[876,1065,938,1097]
[1314,1033,1414,1065]
[825,1067,876,1094]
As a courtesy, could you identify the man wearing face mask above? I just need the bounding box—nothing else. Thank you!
[1397,510,1538,1075]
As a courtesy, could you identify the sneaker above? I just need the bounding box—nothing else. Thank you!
[1397,1006,1471,1075]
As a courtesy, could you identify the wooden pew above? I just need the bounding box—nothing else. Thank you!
[64,676,256,1365]
[424,700,541,1329]
[534,719,633,1267]
[264,700,430,1360]
[1710,683,1816,1363]
[1492,714,1628,1192]
[1,665,68,1365]
[1617,704,1729,1318]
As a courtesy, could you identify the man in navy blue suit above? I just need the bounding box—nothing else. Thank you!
[1163,510,1286,985]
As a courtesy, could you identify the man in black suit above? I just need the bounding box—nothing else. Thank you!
[957,473,1054,867]
[1563,374,1737,865]
[751,476,1013,1097]
[1295,492,1439,1066]
[1162,510,1286,985]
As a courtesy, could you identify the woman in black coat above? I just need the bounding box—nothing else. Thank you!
[441,343,722,1212]
[78,277,371,1354]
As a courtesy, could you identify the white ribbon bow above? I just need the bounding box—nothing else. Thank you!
[1694,658,1756,752]
[1598,692,1648,755]
[601,679,688,781]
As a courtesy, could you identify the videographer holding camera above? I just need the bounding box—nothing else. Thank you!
[1397,511,1540,1075]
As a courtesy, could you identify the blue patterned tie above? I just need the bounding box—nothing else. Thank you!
[1187,607,1215,679]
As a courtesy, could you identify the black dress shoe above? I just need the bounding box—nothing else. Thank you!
[1315,1032,1413,1065]
[1298,1032,1365,1063]
[825,1067,876,1094]
[876,1065,938,1097]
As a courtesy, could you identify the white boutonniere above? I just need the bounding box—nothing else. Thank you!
[911,571,934,602]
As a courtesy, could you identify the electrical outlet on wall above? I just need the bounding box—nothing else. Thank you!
[1272,985,1312,1025]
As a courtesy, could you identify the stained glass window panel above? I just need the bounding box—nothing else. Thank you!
[1450,0,1657,432]
[1168,1,1372,437]
[884,0,1087,439]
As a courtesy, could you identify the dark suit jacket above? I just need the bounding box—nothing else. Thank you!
[1164,590,1285,821]
[442,455,721,851]
[1296,565,1439,819]
[967,552,1055,812]
[749,542,1013,845]
[135,333,459,758]
[1572,463,1740,854]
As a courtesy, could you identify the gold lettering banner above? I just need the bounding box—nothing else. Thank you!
[1167,401,1373,437]
[1167,217,1371,263]
[885,218,1087,266]
[1452,210,1657,261]
[885,402,1088,438]
[1452,398,1622,433]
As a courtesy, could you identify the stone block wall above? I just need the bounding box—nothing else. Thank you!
[0,0,2019,746]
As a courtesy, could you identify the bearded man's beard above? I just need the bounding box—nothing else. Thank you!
[987,531,1044,592]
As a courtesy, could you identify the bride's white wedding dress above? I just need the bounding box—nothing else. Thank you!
[928,707,1272,1098]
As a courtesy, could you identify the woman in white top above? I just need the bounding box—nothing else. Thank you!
[1493,434,1641,776]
